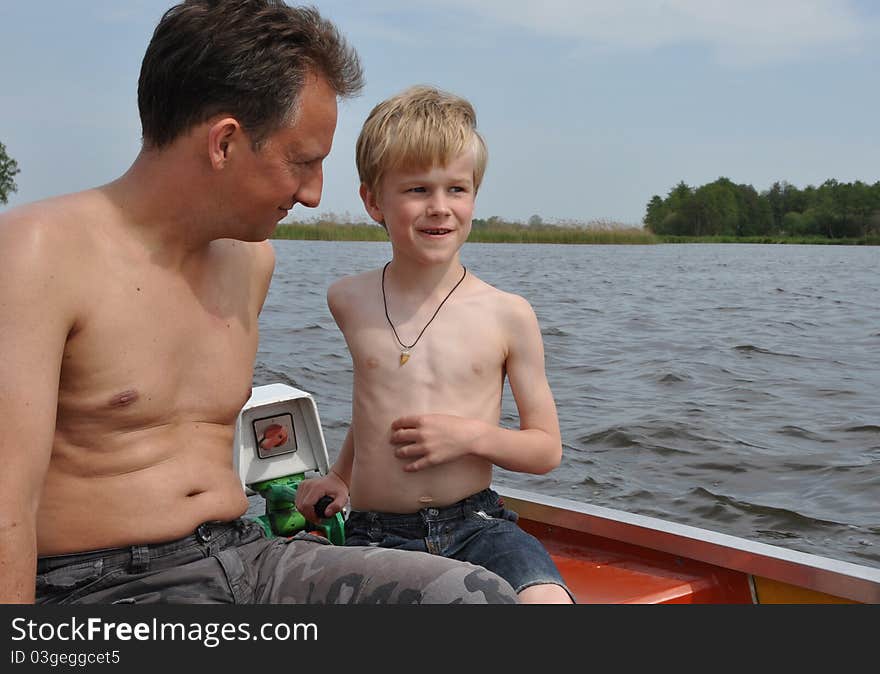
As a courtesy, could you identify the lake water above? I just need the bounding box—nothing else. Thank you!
[255,240,879,569]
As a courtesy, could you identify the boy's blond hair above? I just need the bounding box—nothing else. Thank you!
[356,85,488,196]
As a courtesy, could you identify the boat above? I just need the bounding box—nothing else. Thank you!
[235,383,880,604]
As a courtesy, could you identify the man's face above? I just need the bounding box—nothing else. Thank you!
[231,75,338,238]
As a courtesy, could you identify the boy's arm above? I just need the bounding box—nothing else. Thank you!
[295,280,356,522]
[491,295,562,472]
[329,427,355,487]
[391,295,562,475]
[324,274,359,486]
[294,429,352,523]
[253,240,276,315]
[0,217,73,602]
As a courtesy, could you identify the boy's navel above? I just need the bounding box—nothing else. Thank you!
[418,495,434,504]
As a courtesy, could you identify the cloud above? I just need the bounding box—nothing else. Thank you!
[389,0,871,66]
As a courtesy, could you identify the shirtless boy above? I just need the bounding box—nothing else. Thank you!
[0,2,516,605]
[296,85,573,603]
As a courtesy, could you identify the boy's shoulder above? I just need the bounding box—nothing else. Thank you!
[327,267,381,307]
[467,272,537,320]
[469,272,529,303]
[329,267,380,289]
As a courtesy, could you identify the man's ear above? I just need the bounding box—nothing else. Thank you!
[359,183,385,226]
[207,117,242,170]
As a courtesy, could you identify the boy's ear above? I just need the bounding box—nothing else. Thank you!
[359,183,385,226]
[207,117,243,170]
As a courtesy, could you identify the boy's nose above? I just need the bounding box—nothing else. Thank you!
[426,193,451,216]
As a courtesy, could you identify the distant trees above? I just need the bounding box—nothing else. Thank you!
[644,177,880,240]
[0,140,20,205]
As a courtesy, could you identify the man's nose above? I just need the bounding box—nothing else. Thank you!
[296,165,324,209]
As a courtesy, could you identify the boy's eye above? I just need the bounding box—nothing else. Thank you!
[407,186,426,193]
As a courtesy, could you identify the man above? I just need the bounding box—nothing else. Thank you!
[0,0,516,604]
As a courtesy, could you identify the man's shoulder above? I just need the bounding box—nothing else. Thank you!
[0,193,92,261]
[0,195,97,321]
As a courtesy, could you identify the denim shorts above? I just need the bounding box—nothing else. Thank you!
[345,488,574,601]
[34,518,517,604]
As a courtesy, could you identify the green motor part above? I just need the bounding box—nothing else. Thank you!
[251,474,345,545]
[318,511,346,546]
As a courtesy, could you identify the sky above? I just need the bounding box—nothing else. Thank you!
[2,0,879,226]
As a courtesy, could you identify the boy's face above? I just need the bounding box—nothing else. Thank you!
[361,152,476,264]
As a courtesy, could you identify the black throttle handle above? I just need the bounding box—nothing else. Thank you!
[314,495,334,520]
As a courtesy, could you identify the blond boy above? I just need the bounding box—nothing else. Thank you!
[296,85,573,603]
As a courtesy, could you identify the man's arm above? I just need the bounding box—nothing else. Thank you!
[391,295,562,475]
[0,215,76,602]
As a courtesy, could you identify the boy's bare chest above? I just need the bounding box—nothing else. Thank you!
[347,305,506,384]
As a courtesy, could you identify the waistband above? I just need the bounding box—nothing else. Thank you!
[36,518,258,575]
[348,488,500,524]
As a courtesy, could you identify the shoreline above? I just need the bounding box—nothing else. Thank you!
[272,223,878,246]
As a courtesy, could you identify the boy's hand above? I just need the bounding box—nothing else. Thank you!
[390,414,491,472]
[295,472,349,524]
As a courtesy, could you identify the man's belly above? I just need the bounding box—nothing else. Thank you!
[37,432,249,555]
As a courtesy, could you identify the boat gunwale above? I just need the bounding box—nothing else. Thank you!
[495,485,880,604]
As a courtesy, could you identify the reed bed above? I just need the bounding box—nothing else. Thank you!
[273,221,658,244]
[273,222,389,241]
[469,225,656,244]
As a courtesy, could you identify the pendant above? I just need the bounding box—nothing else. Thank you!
[399,349,410,366]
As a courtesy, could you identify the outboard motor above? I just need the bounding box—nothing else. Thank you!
[233,383,345,544]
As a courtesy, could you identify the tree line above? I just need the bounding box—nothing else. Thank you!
[644,178,880,240]
[4,135,877,244]
[0,140,20,205]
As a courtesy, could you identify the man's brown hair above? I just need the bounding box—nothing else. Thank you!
[138,0,363,148]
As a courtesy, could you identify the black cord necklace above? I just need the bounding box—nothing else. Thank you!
[381,261,467,366]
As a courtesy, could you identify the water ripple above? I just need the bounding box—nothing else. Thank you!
[258,241,880,568]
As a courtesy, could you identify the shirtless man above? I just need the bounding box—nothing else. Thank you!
[295,86,574,603]
[0,1,516,605]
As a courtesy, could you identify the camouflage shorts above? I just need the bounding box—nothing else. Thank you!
[35,518,517,604]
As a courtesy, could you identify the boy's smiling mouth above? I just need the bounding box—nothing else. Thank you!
[419,227,453,236]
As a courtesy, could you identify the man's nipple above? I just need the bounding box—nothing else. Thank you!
[108,389,140,407]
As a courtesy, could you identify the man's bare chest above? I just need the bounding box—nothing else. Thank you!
[57,269,258,426]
